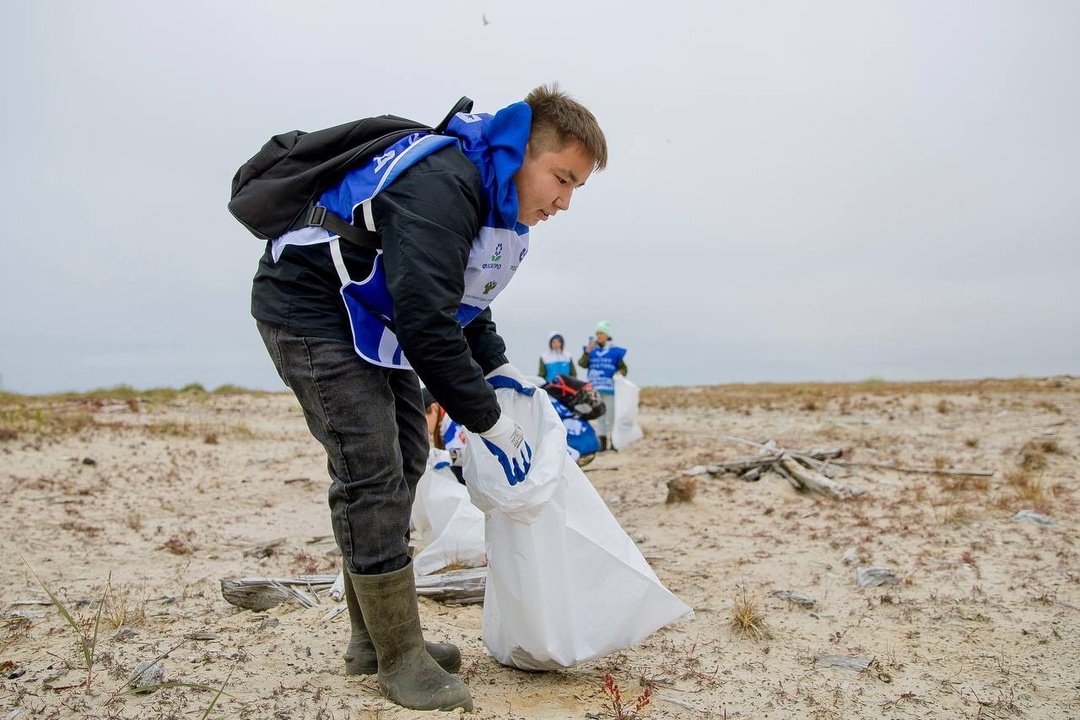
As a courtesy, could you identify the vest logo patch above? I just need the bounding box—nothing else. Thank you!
[483,280,498,295]
[483,242,504,269]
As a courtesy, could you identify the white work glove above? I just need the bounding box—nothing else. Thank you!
[479,414,533,486]
[485,363,536,396]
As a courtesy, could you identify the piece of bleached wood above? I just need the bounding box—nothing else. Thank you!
[414,567,486,605]
[722,436,843,460]
[779,457,862,500]
[242,538,286,558]
[740,465,765,482]
[704,453,782,474]
[770,461,803,492]
[220,575,337,611]
[831,460,994,477]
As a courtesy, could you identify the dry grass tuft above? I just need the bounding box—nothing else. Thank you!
[1002,467,1053,511]
[665,476,697,504]
[289,550,331,575]
[730,586,769,640]
[103,582,149,629]
[162,529,197,556]
[944,505,975,526]
[0,386,268,442]
[1019,449,1047,472]
[1036,439,1062,455]
[1034,400,1062,414]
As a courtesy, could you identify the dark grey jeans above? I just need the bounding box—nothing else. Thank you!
[257,321,428,575]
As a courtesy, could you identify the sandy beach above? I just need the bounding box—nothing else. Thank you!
[1,377,1077,719]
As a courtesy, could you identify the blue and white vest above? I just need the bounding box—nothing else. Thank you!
[586,345,627,394]
[270,103,532,369]
[540,351,573,382]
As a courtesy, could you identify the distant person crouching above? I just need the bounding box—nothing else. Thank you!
[422,387,466,483]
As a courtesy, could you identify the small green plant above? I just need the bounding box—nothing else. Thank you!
[601,674,651,719]
[23,559,108,689]
[198,665,234,719]
[112,641,236,712]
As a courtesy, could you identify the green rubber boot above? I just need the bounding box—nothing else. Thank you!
[341,560,461,675]
[349,562,473,712]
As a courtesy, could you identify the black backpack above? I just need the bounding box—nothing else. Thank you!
[227,97,473,249]
[544,375,606,421]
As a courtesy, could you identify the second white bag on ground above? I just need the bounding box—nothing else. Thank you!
[611,373,643,450]
[463,387,692,671]
[410,455,486,577]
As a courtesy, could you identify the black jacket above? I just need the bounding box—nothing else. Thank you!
[251,145,506,433]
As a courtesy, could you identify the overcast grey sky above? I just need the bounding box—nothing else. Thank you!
[2,1,1077,394]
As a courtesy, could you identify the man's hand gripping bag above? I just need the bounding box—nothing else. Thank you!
[462,387,692,671]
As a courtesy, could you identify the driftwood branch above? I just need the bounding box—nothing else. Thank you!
[684,435,996,496]
[682,437,864,499]
[220,575,336,611]
[697,448,843,477]
[831,460,994,477]
[221,569,487,611]
[414,567,486,605]
[242,538,286,558]
[777,457,864,500]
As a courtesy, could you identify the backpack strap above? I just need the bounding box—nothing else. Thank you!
[307,96,474,250]
[435,97,473,133]
[307,204,380,250]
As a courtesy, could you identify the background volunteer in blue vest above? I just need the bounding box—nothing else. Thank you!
[250,85,607,711]
[578,320,628,452]
[538,331,577,382]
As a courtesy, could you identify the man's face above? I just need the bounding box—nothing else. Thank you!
[595,332,609,345]
[513,141,595,227]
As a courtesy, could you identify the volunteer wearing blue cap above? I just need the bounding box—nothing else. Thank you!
[578,320,628,451]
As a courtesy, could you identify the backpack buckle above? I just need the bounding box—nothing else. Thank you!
[307,205,328,228]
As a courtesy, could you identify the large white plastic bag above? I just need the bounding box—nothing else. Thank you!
[611,374,644,451]
[410,456,486,577]
[462,387,692,670]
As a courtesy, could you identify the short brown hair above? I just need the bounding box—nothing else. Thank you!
[525,83,608,172]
